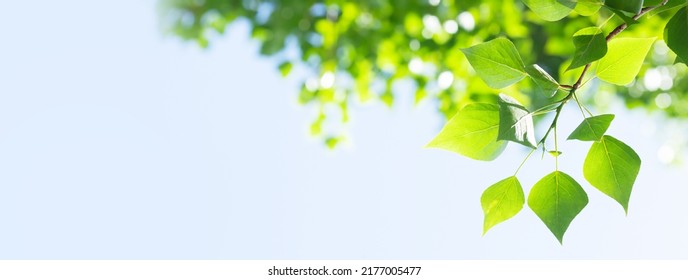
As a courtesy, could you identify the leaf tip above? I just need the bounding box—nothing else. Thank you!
[551,229,566,245]
[423,140,436,149]
[424,136,443,149]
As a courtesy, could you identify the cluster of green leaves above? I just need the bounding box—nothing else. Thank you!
[161,0,687,241]
[160,0,688,147]
[428,0,687,243]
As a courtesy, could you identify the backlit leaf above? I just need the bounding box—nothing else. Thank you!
[605,0,644,14]
[567,114,615,141]
[497,94,537,148]
[664,7,688,65]
[605,6,640,25]
[427,103,507,161]
[648,0,688,17]
[596,37,655,85]
[481,176,525,234]
[526,64,559,96]
[522,0,576,21]
[461,38,527,89]
[583,135,641,213]
[568,27,608,71]
[576,0,604,16]
[528,171,589,243]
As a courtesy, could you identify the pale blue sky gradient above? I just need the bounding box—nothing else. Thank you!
[0,0,686,259]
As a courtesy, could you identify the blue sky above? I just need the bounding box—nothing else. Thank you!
[0,0,686,259]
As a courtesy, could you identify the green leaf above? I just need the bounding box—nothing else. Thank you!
[461,38,527,89]
[481,176,525,234]
[575,0,604,16]
[644,0,666,5]
[567,114,615,141]
[664,7,688,65]
[605,6,640,25]
[381,90,394,108]
[646,0,687,6]
[648,0,688,17]
[426,103,507,161]
[596,37,655,85]
[278,61,293,77]
[568,27,608,71]
[526,64,559,97]
[522,0,576,21]
[533,101,564,115]
[605,0,644,14]
[583,135,641,213]
[497,94,538,148]
[528,171,589,244]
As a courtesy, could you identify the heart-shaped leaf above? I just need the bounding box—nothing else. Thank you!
[596,37,655,85]
[427,103,507,161]
[461,38,527,89]
[481,176,525,234]
[528,171,589,244]
[568,114,615,141]
[568,27,608,71]
[584,135,641,213]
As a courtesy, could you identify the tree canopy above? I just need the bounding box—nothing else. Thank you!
[160,0,687,147]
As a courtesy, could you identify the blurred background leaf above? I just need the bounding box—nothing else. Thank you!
[158,0,688,148]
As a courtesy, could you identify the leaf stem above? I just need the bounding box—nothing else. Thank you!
[554,122,559,171]
[538,93,569,147]
[573,92,593,118]
[514,146,537,176]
